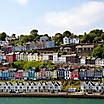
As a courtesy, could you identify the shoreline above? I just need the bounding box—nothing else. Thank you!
[0,93,104,99]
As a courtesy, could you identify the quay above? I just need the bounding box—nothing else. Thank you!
[0,92,104,98]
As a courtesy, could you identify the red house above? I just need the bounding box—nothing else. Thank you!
[71,69,79,80]
[6,52,16,64]
[15,70,23,79]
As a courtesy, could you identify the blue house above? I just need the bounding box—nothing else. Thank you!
[0,55,3,61]
[57,68,65,80]
[8,69,16,80]
[1,70,9,80]
[94,70,102,79]
[79,69,87,80]
[86,70,94,79]
[28,67,36,80]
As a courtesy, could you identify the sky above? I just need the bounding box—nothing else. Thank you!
[0,0,104,36]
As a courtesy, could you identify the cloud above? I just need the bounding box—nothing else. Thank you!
[16,0,29,6]
[44,1,104,34]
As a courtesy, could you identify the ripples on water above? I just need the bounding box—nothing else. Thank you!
[0,97,104,104]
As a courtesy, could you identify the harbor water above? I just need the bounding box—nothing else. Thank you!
[0,97,104,104]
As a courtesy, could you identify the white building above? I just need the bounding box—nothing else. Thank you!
[95,58,104,66]
[58,56,66,63]
[64,68,71,80]
[53,53,58,63]
[80,57,86,65]
[70,38,80,44]
[63,37,69,44]
[15,52,20,61]
[63,37,80,45]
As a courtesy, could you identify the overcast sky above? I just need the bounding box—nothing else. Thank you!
[0,0,104,36]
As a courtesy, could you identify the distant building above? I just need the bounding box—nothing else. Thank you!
[46,41,55,48]
[76,44,95,53]
[95,58,104,66]
[63,37,69,44]
[40,36,49,42]
[63,37,80,45]
[6,52,16,64]
[70,38,80,44]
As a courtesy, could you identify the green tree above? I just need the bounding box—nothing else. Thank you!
[0,32,6,41]
[11,34,16,38]
[93,37,102,43]
[12,61,26,69]
[90,29,103,37]
[63,30,71,38]
[52,33,63,45]
[101,33,104,41]
[30,29,38,35]
[92,44,104,58]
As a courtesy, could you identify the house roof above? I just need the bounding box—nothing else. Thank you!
[76,45,94,48]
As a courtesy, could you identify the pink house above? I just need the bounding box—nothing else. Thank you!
[71,69,79,80]
[15,70,23,79]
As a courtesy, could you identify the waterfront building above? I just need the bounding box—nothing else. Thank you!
[80,81,104,93]
[71,69,79,80]
[23,71,28,80]
[15,70,23,79]
[45,69,52,80]
[1,70,9,80]
[57,68,65,80]
[8,68,16,80]
[52,70,57,79]
[0,81,62,93]
[6,52,16,64]
[95,58,104,66]
[28,68,36,80]
[86,70,94,79]
[40,68,46,80]
[94,70,102,79]
[64,68,71,80]
[79,69,87,80]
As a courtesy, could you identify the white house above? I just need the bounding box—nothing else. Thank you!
[80,56,86,65]
[15,52,20,61]
[19,52,24,61]
[58,56,66,63]
[53,53,58,63]
[64,68,71,80]
[63,37,80,45]
[70,38,80,44]
[95,58,104,66]
[42,54,50,61]
[63,37,69,44]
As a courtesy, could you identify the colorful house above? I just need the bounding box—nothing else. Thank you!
[71,69,79,80]
[52,70,57,79]
[15,70,23,79]
[28,68,36,80]
[57,68,65,80]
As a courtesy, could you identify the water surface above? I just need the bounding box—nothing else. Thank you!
[0,97,103,104]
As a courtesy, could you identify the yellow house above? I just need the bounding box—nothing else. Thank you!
[52,70,57,79]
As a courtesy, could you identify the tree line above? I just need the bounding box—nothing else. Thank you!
[0,29,104,45]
